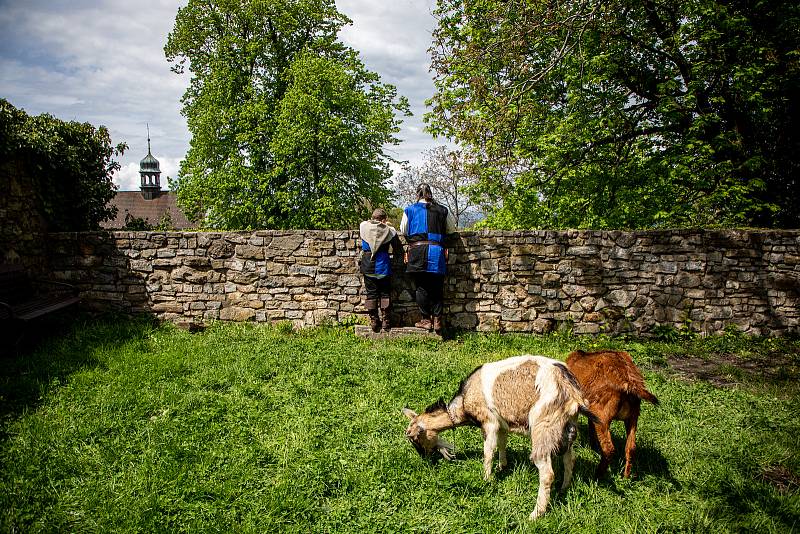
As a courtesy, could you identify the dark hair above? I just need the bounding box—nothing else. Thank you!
[416,183,436,204]
[371,208,388,221]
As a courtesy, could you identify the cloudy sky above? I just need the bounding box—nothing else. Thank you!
[0,0,444,191]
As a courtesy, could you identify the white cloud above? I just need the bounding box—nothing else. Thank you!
[0,0,445,186]
[114,163,142,192]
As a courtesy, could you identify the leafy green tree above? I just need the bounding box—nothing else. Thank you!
[0,99,125,231]
[165,0,409,230]
[427,0,800,229]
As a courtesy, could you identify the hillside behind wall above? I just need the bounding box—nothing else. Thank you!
[46,229,800,336]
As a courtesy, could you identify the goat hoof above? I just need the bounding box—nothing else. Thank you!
[529,509,544,520]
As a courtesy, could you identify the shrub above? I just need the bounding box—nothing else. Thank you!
[0,99,126,231]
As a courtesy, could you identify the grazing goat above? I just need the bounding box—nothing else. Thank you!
[403,355,596,520]
[566,350,659,478]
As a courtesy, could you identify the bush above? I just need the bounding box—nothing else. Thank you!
[0,99,126,231]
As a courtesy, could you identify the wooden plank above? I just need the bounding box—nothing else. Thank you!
[14,296,81,321]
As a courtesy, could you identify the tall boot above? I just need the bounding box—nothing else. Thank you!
[415,315,432,331]
[380,297,391,332]
[433,315,443,335]
[365,298,381,333]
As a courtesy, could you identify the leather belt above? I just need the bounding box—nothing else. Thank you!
[409,240,443,247]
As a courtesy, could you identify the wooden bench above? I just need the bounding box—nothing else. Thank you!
[0,264,80,323]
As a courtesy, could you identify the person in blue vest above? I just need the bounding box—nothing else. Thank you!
[400,183,457,334]
[359,208,403,332]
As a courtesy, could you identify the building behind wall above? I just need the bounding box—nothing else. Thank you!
[103,132,194,230]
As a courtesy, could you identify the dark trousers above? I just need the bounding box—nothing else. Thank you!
[363,275,391,301]
[413,273,444,317]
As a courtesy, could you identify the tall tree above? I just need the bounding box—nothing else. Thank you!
[165,0,409,229]
[395,146,482,228]
[427,0,800,229]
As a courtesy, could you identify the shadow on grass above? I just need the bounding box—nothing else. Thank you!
[699,462,800,530]
[0,312,154,434]
[444,444,600,486]
[574,420,678,483]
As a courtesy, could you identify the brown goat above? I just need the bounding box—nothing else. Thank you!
[566,350,659,478]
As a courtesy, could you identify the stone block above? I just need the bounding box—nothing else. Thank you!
[531,318,555,334]
[604,289,636,308]
[220,306,256,321]
[129,259,153,272]
[480,259,498,275]
[573,323,601,335]
[280,276,314,288]
[152,301,184,313]
[235,245,264,260]
[676,272,702,288]
[567,246,598,256]
[208,241,234,259]
[267,234,305,254]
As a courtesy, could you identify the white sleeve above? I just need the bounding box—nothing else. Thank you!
[400,211,409,235]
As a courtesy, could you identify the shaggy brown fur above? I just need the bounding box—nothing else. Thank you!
[403,355,596,520]
[566,350,659,478]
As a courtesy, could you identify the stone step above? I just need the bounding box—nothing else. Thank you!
[354,325,441,339]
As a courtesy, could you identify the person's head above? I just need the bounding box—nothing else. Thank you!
[371,208,388,222]
[416,183,435,204]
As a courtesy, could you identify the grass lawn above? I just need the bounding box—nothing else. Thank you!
[1,316,799,533]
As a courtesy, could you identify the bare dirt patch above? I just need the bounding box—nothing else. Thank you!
[664,351,800,388]
[761,465,800,494]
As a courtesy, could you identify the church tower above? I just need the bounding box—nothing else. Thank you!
[139,124,162,200]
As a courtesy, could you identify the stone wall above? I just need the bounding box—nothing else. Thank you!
[47,229,800,336]
[0,157,49,273]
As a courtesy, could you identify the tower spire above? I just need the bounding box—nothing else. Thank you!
[139,123,161,199]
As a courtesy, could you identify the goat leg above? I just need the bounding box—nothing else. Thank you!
[560,444,575,492]
[482,422,500,480]
[594,422,615,478]
[530,455,555,520]
[623,415,639,478]
[497,429,508,471]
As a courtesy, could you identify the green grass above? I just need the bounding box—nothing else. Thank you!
[1,316,799,533]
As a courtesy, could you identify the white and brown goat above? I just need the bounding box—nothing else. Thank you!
[403,355,597,520]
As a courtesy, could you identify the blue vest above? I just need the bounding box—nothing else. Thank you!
[360,239,393,276]
[404,202,449,274]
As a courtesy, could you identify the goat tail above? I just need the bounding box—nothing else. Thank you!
[637,388,660,406]
[579,404,600,424]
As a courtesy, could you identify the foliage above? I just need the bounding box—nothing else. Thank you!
[154,212,175,232]
[0,99,126,231]
[427,0,800,229]
[395,146,483,228]
[121,213,152,231]
[122,211,175,232]
[165,0,409,230]
[2,317,798,532]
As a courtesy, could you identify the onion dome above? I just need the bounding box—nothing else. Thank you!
[140,152,160,173]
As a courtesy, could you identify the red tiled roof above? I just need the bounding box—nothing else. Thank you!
[103,191,195,229]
